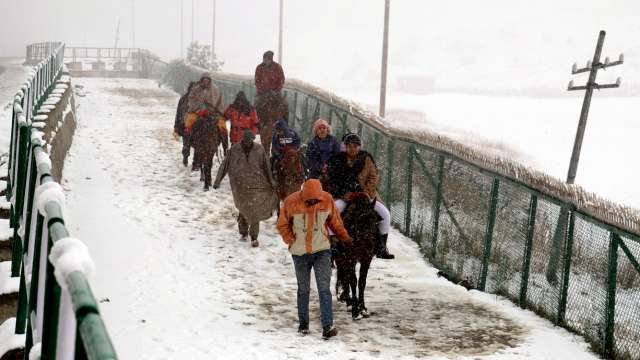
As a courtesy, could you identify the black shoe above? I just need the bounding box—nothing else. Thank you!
[298,324,309,335]
[322,326,337,339]
[376,234,395,259]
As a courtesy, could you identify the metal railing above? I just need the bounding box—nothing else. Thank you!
[8,42,117,359]
[161,63,639,359]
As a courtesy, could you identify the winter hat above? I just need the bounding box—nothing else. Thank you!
[243,128,255,141]
[275,118,289,130]
[313,118,331,135]
[301,179,323,201]
[343,133,361,146]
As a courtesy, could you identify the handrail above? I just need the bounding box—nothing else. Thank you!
[8,42,118,359]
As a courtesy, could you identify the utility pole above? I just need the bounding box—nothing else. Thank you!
[565,30,623,184]
[180,0,184,58]
[546,30,623,286]
[211,0,216,59]
[191,0,195,44]
[114,19,121,49]
[131,0,136,48]
[379,0,390,118]
[278,0,283,64]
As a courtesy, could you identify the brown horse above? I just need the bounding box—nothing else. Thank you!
[255,91,289,156]
[190,114,222,190]
[334,192,381,319]
[272,148,305,201]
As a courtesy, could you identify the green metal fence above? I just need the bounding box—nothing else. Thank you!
[163,67,640,359]
[7,42,117,359]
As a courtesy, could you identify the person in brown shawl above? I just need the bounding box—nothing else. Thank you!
[213,130,278,247]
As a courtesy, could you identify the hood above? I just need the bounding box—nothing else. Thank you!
[275,118,290,130]
[301,179,323,201]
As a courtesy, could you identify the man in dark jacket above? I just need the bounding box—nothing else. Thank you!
[174,82,196,166]
[271,118,301,162]
[326,133,394,259]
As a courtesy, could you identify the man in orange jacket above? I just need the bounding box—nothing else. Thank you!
[277,179,352,339]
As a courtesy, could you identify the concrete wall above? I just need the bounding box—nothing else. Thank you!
[31,74,77,182]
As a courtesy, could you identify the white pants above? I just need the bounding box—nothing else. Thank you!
[335,198,391,235]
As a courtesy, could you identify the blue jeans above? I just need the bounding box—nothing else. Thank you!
[292,250,333,328]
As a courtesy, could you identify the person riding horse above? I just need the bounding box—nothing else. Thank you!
[254,50,288,155]
[185,73,227,170]
[305,118,341,185]
[326,133,395,259]
[271,118,304,200]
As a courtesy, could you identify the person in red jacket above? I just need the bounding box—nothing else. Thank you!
[224,91,259,145]
[254,50,287,155]
[254,50,285,96]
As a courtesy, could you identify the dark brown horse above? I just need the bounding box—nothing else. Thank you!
[272,148,305,201]
[190,114,222,190]
[334,192,381,319]
[255,91,288,156]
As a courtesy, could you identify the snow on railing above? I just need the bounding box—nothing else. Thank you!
[7,42,117,359]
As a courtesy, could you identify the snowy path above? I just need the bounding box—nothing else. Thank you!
[63,78,597,359]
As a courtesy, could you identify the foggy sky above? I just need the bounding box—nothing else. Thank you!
[1,0,639,93]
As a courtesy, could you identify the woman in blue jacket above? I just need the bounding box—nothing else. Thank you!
[306,118,341,180]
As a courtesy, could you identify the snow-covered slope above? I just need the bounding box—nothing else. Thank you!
[63,78,597,359]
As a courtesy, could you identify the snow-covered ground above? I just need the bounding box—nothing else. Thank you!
[336,89,640,210]
[63,78,598,359]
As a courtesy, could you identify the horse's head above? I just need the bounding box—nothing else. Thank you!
[282,148,301,169]
[342,193,381,234]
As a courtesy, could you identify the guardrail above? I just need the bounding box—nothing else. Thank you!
[8,42,117,359]
[162,62,640,359]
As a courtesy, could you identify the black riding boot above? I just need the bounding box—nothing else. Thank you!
[376,234,395,259]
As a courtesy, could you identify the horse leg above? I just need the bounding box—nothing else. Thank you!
[357,258,372,318]
[348,263,359,319]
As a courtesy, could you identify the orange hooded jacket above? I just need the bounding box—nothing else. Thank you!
[277,179,352,255]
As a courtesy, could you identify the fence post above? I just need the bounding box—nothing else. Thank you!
[430,155,445,259]
[604,232,619,357]
[11,125,30,277]
[479,178,500,291]
[519,194,538,307]
[371,132,381,160]
[404,146,414,235]
[556,209,576,325]
[15,149,38,334]
[384,139,395,205]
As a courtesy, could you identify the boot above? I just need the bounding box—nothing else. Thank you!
[322,326,337,339]
[376,234,395,259]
